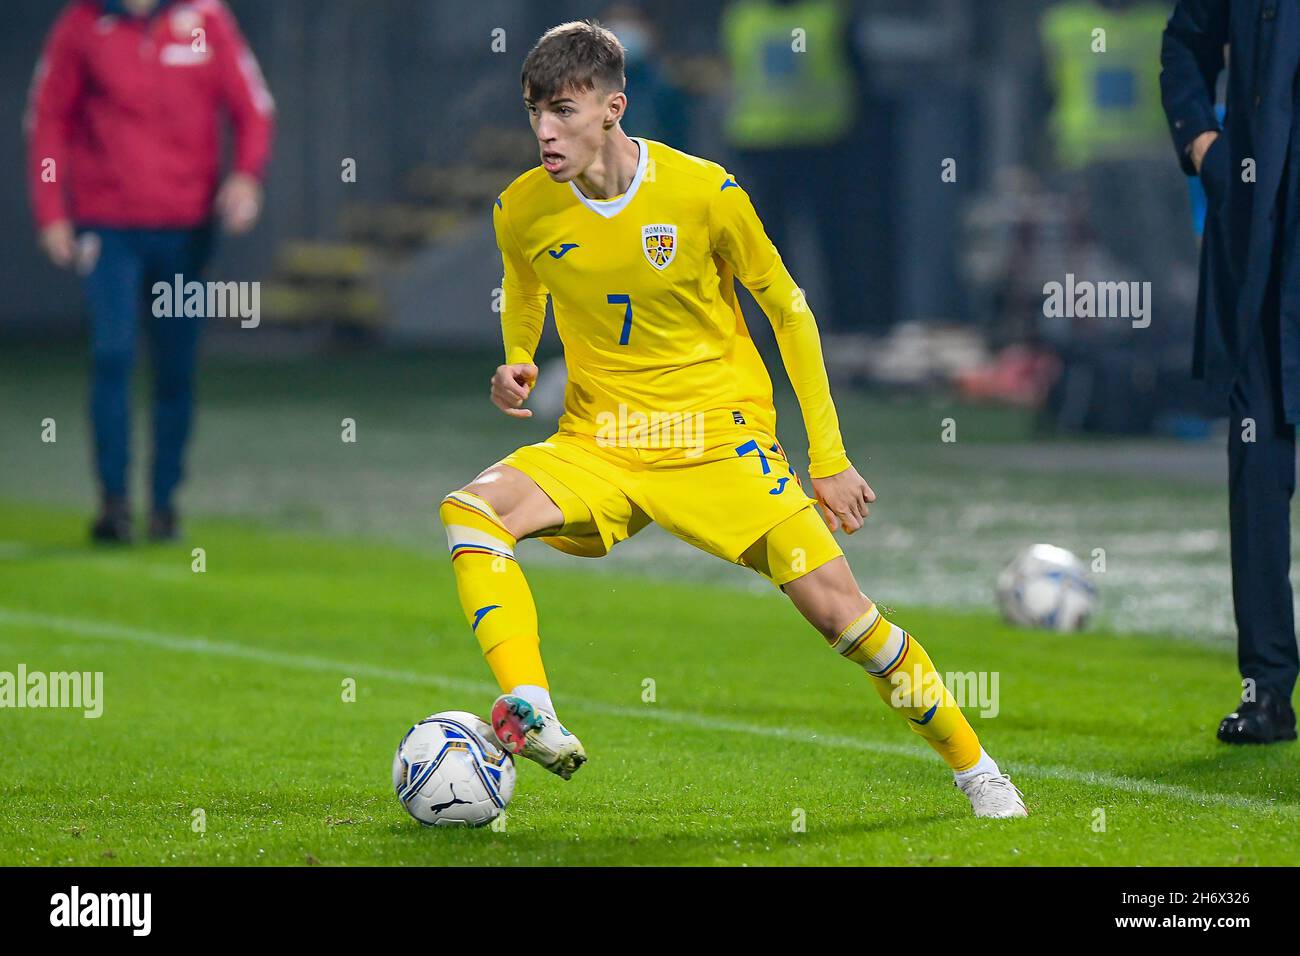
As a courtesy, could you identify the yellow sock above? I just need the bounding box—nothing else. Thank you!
[439,491,547,693]
[829,600,982,772]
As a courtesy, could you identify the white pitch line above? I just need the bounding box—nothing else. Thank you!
[0,607,488,696]
[1,605,1296,817]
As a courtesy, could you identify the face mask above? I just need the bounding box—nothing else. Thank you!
[611,23,650,66]
[122,0,161,16]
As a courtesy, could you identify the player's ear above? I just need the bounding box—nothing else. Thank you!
[605,90,627,128]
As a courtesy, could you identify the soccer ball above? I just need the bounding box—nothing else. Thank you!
[996,543,1097,632]
[392,711,515,827]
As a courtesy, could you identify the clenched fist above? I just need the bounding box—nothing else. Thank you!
[811,465,877,534]
[491,362,538,418]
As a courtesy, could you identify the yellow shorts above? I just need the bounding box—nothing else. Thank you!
[497,428,844,588]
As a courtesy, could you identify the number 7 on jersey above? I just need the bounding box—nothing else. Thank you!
[607,293,633,345]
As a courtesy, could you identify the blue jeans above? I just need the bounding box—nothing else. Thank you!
[78,225,214,511]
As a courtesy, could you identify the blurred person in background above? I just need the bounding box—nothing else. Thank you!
[719,0,871,333]
[1034,0,1202,437]
[25,0,274,543]
[1040,0,1196,314]
[1162,0,1299,744]
[601,3,689,147]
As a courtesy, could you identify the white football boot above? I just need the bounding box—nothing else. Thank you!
[956,772,1029,818]
[489,694,587,780]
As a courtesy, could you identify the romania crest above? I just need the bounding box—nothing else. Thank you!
[641,224,677,270]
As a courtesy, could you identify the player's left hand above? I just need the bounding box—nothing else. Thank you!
[811,465,876,535]
[216,173,263,235]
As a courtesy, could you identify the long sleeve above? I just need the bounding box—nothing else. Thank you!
[1160,0,1229,176]
[711,173,851,479]
[492,195,549,365]
[210,0,276,181]
[24,4,85,229]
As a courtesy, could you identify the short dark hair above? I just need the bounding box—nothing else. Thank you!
[521,19,626,105]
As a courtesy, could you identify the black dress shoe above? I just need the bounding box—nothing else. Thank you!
[148,508,180,542]
[1217,687,1298,744]
[90,496,133,544]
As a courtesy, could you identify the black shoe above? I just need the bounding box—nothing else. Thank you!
[90,496,133,544]
[1217,686,1298,744]
[148,508,180,542]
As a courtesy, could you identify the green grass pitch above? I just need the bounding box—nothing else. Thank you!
[1,498,1296,866]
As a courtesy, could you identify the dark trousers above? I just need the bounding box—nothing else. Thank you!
[1227,283,1300,699]
[79,225,214,511]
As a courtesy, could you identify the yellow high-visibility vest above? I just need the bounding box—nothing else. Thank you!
[1041,1,1170,168]
[722,0,856,149]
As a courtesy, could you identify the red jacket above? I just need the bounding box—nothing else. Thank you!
[25,0,274,230]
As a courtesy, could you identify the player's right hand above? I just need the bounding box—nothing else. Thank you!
[491,363,538,418]
[811,465,875,535]
[38,221,76,269]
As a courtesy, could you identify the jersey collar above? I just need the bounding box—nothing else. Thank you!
[568,137,648,219]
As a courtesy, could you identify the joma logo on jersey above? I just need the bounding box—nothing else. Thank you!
[641,224,677,270]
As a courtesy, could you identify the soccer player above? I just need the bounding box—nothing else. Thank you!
[440,20,1027,818]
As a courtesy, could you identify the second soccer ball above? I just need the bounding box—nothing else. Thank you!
[996,543,1097,633]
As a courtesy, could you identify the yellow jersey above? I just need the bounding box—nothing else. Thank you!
[492,136,851,479]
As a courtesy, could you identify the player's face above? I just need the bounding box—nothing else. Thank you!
[525,85,620,182]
